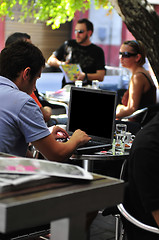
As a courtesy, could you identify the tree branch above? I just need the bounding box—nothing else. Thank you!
[111,0,159,82]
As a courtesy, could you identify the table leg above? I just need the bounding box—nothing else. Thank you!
[51,213,86,240]
[51,218,69,240]
[82,159,93,172]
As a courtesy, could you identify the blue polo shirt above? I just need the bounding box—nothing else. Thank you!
[0,76,50,157]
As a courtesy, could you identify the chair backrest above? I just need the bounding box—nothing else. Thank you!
[141,103,159,126]
[119,158,159,236]
[121,103,159,127]
[117,204,159,234]
[122,107,148,121]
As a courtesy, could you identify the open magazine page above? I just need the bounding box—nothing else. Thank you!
[59,64,82,83]
[0,158,93,180]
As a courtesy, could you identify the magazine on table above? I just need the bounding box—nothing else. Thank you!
[59,63,82,83]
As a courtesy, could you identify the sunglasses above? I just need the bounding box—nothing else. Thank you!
[74,29,85,34]
[119,52,137,58]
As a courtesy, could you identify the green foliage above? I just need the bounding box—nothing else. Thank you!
[0,0,111,29]
[94,0,112,9]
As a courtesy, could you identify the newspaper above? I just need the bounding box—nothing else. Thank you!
[45,88,70,102]
[0,157,93,193]
[59,64,81,83]
[0,173,52,193]
[0,157,93,180]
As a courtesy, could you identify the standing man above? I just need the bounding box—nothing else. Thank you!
[47,18,106,87]
[0,41,90,160]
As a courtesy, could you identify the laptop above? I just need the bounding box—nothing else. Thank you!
[67,87,117,154]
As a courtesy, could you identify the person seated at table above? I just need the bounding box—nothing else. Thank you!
[47,18,106,87]
[5,32,52,124]
[116,40,156,123]
[122,110,159,240]
[0,40,90,160]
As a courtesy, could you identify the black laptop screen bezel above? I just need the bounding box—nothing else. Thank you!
[67,87,117,144]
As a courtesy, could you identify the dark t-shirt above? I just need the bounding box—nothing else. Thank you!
[54,39,105,86]
[123,113,159,240]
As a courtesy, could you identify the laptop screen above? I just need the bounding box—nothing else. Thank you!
[67,87,117,143]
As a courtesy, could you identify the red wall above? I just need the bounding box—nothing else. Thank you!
[71,10,89,39]
[154,5,159,13]
[0,18,5,51]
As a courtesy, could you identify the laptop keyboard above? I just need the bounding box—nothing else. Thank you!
[83,140,104,147]
[76,140,112,154]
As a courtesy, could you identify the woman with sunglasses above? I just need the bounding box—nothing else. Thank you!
[116,40,156,122]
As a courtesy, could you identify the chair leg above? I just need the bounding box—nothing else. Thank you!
[87,229,90,240]
[115,214,121,240]
[39,236,50,240]
[115,214,126,240]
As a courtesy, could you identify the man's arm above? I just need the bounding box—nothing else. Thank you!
[48,54,105,82]
[77,69,105,82]
[32,126,91,162]
[47,54,65,68]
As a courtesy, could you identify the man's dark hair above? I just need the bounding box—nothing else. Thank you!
[77,18,94,33]
[5,32,31,47]
[0,41,45,82]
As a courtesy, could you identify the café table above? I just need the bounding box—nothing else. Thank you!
[0,173,124,240]
[71,149,130,172]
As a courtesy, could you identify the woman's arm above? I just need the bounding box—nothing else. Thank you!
[152,210,159,226]
[116,74,145,119]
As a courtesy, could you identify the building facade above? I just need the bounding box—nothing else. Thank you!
[0,1,159,67]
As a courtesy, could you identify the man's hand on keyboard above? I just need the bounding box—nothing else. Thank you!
[70,129,91,147]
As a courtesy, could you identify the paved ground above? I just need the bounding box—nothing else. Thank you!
[90,212,116,240]
[38,211,116,240]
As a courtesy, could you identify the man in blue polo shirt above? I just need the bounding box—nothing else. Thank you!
[0,41,90,161]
